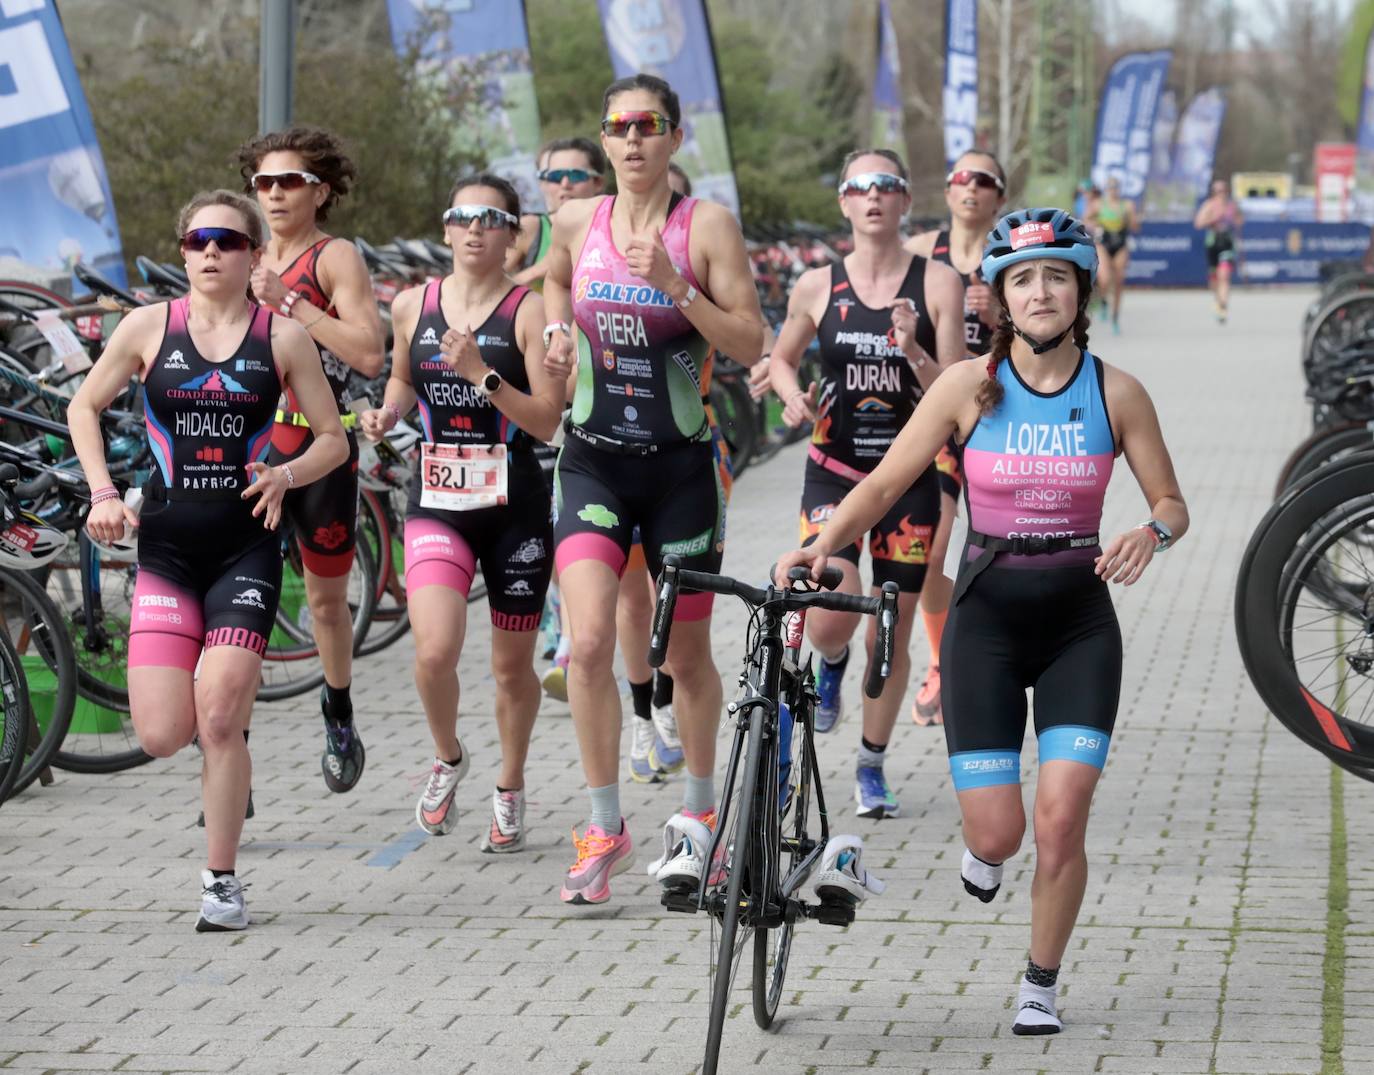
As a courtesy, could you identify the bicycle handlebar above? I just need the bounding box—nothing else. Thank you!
[647,554,900,698]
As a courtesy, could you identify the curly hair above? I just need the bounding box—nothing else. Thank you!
[974,267,1093,416]
[235,126,356,223]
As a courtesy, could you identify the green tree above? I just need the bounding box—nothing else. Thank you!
[1338,0,1374,133]
[527,0,615,144]
[81,13,483,271]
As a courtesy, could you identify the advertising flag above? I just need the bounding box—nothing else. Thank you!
[1142,88,1177,214]
[597,0,740,216]
[1090,50,1173,202]
[386,0,543,210]
[0,0,125,284]
[1170,87,1226,205]
[872,0,903,151]
[943,0,978,168]
[1355,25,1374,218]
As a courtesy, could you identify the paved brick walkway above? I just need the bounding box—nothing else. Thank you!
[1,288,1352,1074]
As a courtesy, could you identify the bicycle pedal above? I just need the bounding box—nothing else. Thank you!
[660,885,701,914]
[814,895,857,927]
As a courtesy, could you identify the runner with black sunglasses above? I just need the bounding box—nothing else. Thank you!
[69,190,349,932]
[234,127,385,794]
[542,73,766,905]
[770,148,965,819]
[903,150,1007,729]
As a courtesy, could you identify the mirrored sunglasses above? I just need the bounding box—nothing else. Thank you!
[442,204,520,231]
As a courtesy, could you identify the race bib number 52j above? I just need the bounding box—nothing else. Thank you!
[420,443,508,511]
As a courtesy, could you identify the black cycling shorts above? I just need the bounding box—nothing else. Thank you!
[553,434,725,620]
[1099,230,1128,257]
[405,452,553,632]
[799,458,939,594]
[130,497,283,671]
[1206,233,1236,270]
[267,431,359,578]
[941,563,1121,791]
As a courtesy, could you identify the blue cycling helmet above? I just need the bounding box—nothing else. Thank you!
[980,207,1098,288]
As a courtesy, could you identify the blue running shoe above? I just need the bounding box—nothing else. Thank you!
[854,765,899,819]
[628,717,664,784]
[647,703,685,774]
[815,652,846,733]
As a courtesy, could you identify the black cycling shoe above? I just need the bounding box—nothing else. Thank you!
[322,719,365,793]
[196,791,254,828]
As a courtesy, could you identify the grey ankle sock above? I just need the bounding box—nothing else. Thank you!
[588,782,621,833]
[683,771,714,815]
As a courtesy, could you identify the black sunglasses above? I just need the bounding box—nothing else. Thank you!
[181,227,256,252]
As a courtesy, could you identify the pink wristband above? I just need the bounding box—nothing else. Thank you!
[384,402,401,427]
[90,486,119,506]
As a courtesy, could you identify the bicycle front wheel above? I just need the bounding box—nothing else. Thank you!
[704,703,765,1075]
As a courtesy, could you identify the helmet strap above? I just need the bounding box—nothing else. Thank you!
[1012,324,1072,355]
[1012,294,1088,356]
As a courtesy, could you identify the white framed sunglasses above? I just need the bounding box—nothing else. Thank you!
[250,170,322,193]
[838,172,909,196]
[443,204,520,231]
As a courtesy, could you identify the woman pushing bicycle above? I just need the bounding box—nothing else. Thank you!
[776,207,1188,1034]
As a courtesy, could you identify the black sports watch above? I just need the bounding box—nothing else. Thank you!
[478,369,503,397]
[1138,519,1172,552]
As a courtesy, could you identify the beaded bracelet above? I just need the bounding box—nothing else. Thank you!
[280,463,296,488]
[90,487,120,507]
[384,402,401,427]
[280,290,301,318]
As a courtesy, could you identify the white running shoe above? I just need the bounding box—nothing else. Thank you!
[628,718,662,784]
[647,810,723,890]
[479,787,526,853]
[415,748,471,836]
[961,847,1003,903]
[648,703,685,773]
[195,869,249,932]
[1012,980,1062,1035]
[812,834,886,905]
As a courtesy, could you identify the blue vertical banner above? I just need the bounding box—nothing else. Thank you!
[1091,49,1173,202]
[0,0,125,285]
[1142,88,1176,215]
[1169,87,1226,205]
[872,0,903,151]
[597,0,740,216]
[942,0,978,168]
[386,0,543,211]
[1355,25,1374,218]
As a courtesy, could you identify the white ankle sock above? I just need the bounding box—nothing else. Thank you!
[960,848,1003,902]
[1012,979,1062,1035]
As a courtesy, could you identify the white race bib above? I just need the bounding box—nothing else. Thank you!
[419,443,508,511]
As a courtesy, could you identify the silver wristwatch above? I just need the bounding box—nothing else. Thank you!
[1139,519,1172,552]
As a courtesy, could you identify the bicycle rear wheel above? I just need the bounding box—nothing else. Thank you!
[1236,453,1374,774]
[0,627,30,806]
[0,568,77,794]
[1273,423,1370,499]
[704,702,765,1075]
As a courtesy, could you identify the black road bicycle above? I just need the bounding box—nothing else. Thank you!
[647,555,898,1075]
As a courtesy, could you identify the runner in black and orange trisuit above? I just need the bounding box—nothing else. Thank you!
[770,148,965,819]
